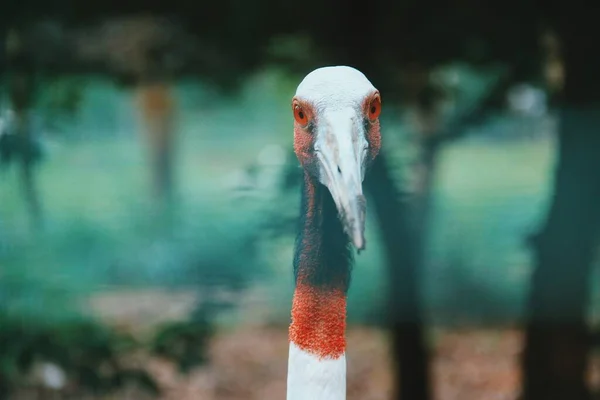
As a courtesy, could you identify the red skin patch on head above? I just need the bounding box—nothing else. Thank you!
[292,99,316,167]
[367,119,381,161]
[294,125,314,167]
[302,172,316,221]
[289,279,347,359]
[362,93,382,162]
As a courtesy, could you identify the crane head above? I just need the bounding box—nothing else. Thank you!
[292,66,382,251]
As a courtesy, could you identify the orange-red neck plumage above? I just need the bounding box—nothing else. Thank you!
[289,281,347,359]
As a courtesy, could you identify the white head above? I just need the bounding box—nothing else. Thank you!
[292,66,382,250]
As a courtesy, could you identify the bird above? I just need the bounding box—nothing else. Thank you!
[286,66,382,400]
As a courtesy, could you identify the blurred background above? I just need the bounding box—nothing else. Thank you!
[1,1,599,399]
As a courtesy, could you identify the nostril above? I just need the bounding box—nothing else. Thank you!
[337,166,342,174]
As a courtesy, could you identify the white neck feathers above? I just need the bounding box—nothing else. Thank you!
[287,342,346,400]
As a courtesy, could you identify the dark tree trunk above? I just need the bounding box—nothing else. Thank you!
[16,112,42,229]
[366,152,431,400]
[522,108,600,400]
[137,81,176,205]
[150,112,174,202]
[6,29,43,230]
[410,82,443,237]
[522,12,600,399]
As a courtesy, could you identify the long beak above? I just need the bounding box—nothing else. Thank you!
[316,127,367,252]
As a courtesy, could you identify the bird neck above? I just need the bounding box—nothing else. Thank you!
[287,171,352,400]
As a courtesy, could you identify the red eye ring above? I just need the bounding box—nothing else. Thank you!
[293,102,310,126]
[367,92,382,120]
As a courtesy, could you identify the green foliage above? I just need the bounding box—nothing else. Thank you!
[0,314,159,397]
[39,77,84,117]
[0,131,44,168]
[36,76,86,134]
[151,316,213,373]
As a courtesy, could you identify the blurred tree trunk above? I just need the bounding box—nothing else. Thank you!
[136,79,175,205]
[14,109,42,228]
[6,28,43,230]
[409,77,443,237]
[365,153,431,400]
[134,44,177,208]
[522,12,600,400]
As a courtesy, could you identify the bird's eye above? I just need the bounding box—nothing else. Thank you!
[367,93,382,120]
[294,104,309,126]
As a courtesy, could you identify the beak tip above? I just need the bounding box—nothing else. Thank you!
[352,233,366,252]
